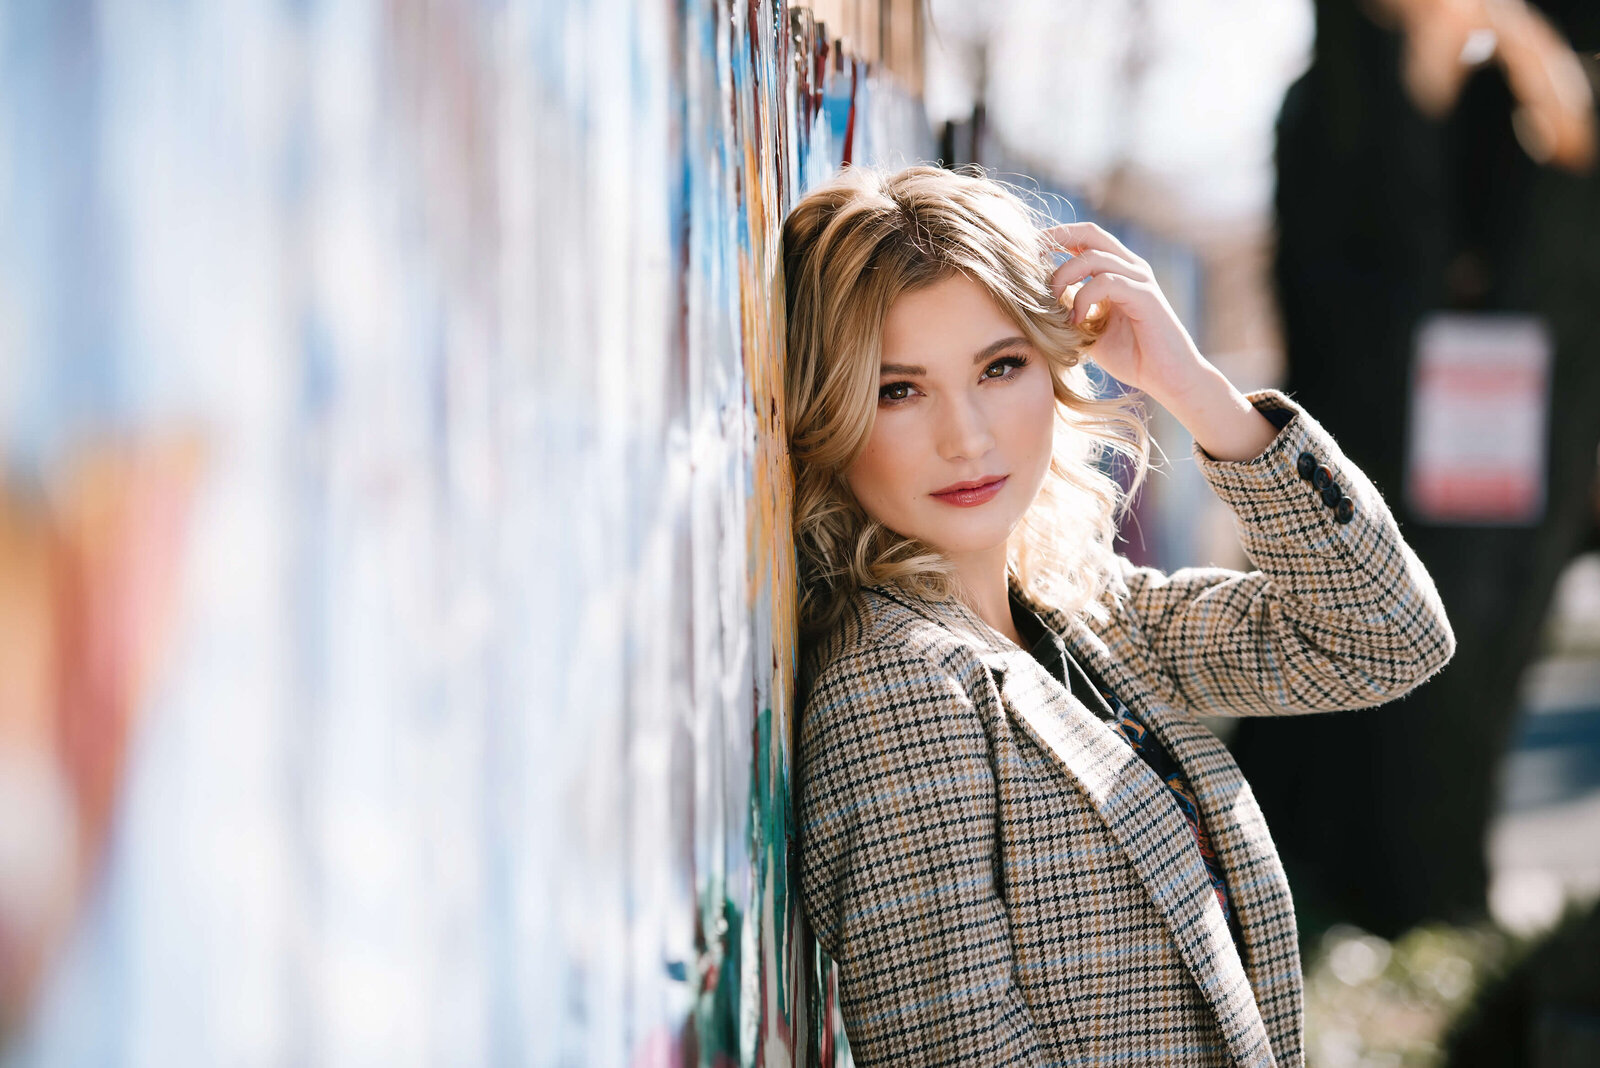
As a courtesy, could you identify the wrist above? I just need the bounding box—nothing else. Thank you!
[1156,364,1278,464]
[1146,358,1231,415]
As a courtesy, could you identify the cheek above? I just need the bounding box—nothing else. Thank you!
[1002,376,1059,459]
[845,419,915,514]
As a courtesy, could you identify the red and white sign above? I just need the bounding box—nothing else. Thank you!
[1405,313,1551,525]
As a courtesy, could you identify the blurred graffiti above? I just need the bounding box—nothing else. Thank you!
[0,1,931,1064]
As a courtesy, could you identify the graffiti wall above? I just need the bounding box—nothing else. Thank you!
[0,1,931,1064]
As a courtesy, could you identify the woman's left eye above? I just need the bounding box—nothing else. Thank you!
[982,354,1029,380]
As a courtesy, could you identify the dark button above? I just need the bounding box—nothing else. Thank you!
[1296,452,1317,481]
[1334,496,1355,524]
[1321,482,1342,508]
[1312,464,1334,492]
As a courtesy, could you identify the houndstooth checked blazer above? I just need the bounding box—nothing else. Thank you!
[796,389,1455,1066]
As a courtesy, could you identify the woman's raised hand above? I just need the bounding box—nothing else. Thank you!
[1046,221,1280,463]
[1043,221,1209,406]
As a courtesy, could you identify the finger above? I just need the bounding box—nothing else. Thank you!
[1066,272,1151,323]
[1048,249,1150,300]
[1042,221,1143,266]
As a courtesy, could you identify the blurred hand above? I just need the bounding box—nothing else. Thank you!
[1373,0,1595,173]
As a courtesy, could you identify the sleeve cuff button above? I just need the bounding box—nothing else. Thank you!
[1334,496,1355,524]
[1296,452,1317,481]
[1312,464,1334,491]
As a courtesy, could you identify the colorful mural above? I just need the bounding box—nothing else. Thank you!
[0,0,930,1064]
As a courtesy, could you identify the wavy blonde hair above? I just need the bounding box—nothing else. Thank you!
[781,163,1154,638]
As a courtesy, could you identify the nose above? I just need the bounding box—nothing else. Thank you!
[935,391,997,463]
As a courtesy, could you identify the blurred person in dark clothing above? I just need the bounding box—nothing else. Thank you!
[1230,0,1600,937]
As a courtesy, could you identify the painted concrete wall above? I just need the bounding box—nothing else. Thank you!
[0,1,930,1064]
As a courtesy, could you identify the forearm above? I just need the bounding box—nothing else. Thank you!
[1123,388,1458,715]
[1149,360,1279,463]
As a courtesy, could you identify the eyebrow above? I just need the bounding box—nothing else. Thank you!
[879,336,1029,377]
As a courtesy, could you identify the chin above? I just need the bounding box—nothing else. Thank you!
[917,518,1019,557]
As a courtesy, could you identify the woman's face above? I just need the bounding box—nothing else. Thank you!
[845,273,1058,560]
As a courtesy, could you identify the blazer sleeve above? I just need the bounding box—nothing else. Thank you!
[797,640,1048,1066]
[1115,388,1456,717]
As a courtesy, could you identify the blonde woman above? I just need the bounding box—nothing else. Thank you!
[783,164,1455,1066]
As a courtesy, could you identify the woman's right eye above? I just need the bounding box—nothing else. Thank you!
[878,382,914,404]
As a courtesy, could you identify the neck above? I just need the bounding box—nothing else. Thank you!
[945,542,1021,647]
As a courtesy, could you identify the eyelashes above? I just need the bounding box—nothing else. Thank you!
[878,354,1031,405]
[981,354,1030,379]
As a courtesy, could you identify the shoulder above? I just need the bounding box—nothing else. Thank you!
[803,585,981,681]
[798,586,991,739]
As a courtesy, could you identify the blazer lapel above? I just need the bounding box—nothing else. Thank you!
[1032,594,1300,1067]
[870,583,1278,1068]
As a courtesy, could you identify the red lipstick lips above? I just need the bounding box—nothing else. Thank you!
[930,475,1008,507]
